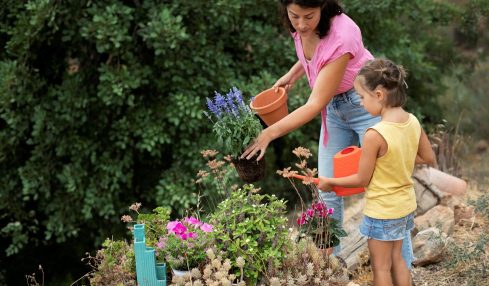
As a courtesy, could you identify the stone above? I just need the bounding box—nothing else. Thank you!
[454,204,475,224]
[414,205,455,236]
[475,139,488,153]
[413,227,450,266]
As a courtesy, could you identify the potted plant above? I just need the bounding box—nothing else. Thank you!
[265,237,350,285]
[122,204,214,276]
[296,201,346,252]
[205,87,265,183]
[209,184,289,284]
[277,147,347,251]
[155,216,214,274]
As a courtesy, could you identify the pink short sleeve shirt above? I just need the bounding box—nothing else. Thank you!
[293,13,374,93]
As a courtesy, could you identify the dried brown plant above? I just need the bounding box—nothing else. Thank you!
[169,248,246,286]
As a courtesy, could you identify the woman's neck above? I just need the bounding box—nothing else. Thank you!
[301,33,320,61]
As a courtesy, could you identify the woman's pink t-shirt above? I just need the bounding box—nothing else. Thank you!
[293,13,373,93]
[293,13,373,145]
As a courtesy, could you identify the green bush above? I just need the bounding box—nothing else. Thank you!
[209,185,289,283]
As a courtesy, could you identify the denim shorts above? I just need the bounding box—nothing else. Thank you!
[359,213,415,241]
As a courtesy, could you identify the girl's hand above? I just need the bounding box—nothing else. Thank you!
[318,176,334,192]
[240,129,273,161]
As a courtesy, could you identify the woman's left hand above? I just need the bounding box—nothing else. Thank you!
[240,130,273,161]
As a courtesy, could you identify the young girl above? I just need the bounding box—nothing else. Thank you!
[318,58,436,286]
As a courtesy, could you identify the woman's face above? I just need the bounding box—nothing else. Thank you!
[287,4,321,38]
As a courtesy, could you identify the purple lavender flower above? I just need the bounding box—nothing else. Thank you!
[231,86,245,107]
[206,98,221,118]
[225,89,239,117]
[213,92,228,114]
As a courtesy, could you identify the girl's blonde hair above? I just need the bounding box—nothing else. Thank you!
[357,58,408,107]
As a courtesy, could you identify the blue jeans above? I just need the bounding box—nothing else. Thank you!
[360,213,415,241]
[317,89,414,269]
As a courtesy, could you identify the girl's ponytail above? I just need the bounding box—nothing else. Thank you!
[357,58,408,107]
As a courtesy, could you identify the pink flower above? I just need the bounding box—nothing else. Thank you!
[306,208,314,218]
[297,217,305,225]
[166,221,178,232]
[318,209,328,218]
[167,221,187,235]
[328,208,334,215]
[200,223,214,233]
[297,213,307,225]
[312,202,326,211]
[179,233,189,240]
[187,232,197,239]
[156,239,166,249]
[184,216,201,226]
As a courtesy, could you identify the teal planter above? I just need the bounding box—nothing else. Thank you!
[133,224,167,286]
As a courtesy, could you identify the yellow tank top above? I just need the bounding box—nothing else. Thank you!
[364,113,421,219]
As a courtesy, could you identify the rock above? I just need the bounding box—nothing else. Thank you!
[454,204,475,224]
[414,205,455,236]
[413,227,450,266]
[440,195,464,210]
[475,139,488,153]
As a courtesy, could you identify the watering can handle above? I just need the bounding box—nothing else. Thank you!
[289,174,320,185]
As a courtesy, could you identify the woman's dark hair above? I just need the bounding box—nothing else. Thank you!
[357,58,408,108]
[279,0,344,38]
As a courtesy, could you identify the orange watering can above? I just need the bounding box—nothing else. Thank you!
[289,146,364,197]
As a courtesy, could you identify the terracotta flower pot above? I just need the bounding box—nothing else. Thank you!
[232,156,266,183]
[250,87,288,126]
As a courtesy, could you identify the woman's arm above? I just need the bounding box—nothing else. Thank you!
[242,54,350,160]
[318,129,382,190]
[415,128,436,166]
[273,61,305,92]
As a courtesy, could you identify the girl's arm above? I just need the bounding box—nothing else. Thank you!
[415,128,436,166]
[318,129,383,190]
[242,54,350,160]
[273,61,305,92]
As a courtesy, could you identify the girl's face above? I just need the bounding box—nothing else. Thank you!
[353,76,383,116]
[286,4,321,38]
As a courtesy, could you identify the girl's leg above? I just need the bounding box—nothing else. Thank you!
[318,102,357,254]
[391,239,412,286]
[368,239,394,286]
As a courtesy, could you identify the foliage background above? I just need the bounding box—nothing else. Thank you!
[0,0,487,284]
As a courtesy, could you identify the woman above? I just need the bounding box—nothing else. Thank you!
[241,0,414,269]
